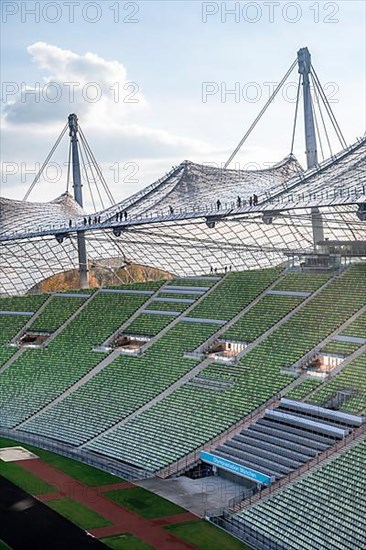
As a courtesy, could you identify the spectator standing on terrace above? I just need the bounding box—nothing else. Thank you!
[216,199,221,210]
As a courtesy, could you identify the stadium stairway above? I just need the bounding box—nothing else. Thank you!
[78,356,213,449]
[127,275,225,355]
[0,293,95,376]
[311,343,366,391]
[13,283,168,430]
[9,295,53,344]
[15,349,123,430]
[290,304,366,372]
[234,273,338,363]
[75,278,230,449]
[0,296,55,375]
[96,282,171,347]
[0,348,25,376]
[190,272,288,354]
[41,291,96,347]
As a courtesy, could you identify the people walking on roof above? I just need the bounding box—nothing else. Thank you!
[115,212,119,222]
[237,196,242,208]
[88,216,92,225]
[169,205,174,215]
[216,199,221,210]
[69,219,72,227]
[124,211,128,220]
[253,194,258,206]
[249,196,253,207]
[83,217,87,226]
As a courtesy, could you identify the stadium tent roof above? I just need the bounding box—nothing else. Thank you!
[1,139,365,295]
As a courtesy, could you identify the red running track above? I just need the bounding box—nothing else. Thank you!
[16,458,197,549]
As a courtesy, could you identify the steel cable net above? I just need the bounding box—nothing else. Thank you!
[1,137,365,295]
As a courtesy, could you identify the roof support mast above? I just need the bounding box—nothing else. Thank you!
[297,47,324,249]
[68,113,89,289]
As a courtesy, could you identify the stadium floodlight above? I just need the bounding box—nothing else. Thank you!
[205,215,225,228]
[356,203,366,221]
[206,219,216,229]
[55,233,68,244]
[262,212,276,225]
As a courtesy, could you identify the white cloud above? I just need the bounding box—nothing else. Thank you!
[1,42,221,187]
[2,42,146,125]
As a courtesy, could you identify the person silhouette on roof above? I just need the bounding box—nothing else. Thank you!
[216,199,221,210]
[237,196,241,208]
[249,196,253,207]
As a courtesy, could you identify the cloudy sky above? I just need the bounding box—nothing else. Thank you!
[1,0,365,211]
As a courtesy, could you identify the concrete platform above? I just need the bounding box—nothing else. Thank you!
[0,446,38,462]
[135,475,244,517]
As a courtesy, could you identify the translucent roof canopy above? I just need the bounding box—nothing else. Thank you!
[1,139,365,295]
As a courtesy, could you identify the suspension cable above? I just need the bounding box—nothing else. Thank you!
[225,59,298,168]
[79,133,105,210]
[311,73,333,157]
[79,127,115,205]
[78,137,97,212]
[81,129,115,207]
[23,122,68,201]
[310,66,347,149]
